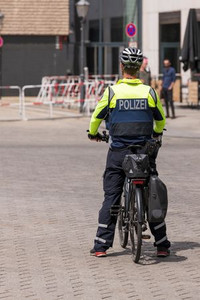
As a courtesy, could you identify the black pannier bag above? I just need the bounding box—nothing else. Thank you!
[148,175,168,222]
[122,154,150,178]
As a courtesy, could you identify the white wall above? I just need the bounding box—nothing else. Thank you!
[142,0,200,84]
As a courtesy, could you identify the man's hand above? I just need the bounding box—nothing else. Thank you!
[87,131,102,142]
[168,82,174,90]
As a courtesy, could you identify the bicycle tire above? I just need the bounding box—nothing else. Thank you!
[118,193,129,248]
[130,187,143,263]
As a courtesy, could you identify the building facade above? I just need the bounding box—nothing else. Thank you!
[142,0,200,85]
[0,0,199,88]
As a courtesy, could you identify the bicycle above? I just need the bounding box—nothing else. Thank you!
[94,131,164,263]
[117,140,161,263]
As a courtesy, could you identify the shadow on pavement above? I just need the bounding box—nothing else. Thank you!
[108,248,132,257]
[107,241,200,265]
[171,241,200,251]
[140,241,200,265]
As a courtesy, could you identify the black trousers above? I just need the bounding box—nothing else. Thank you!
[94,148,171,252]
[162,88,175,118]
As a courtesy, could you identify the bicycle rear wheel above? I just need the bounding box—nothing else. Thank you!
[118,193,129,248]
[130,187,143,263]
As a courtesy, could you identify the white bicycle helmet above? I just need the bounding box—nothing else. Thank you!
[120,47,143,67]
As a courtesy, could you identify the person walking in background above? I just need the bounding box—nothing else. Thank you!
[161,59,176,118]
[138,56,151,85]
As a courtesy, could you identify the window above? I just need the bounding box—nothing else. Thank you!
[159,12,181,73]
[112,48,119,74]
[89,20,101,42]
[111,17,123,42]
[160,24,180,43]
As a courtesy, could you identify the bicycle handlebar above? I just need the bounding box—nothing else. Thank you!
[88,130,164,148]
[87,130,109,143]
[98,131,109,143]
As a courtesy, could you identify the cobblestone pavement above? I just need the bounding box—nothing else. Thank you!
[0,105,199,300]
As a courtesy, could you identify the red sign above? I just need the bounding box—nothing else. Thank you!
[125,23,137,38]
[0,36,3,48]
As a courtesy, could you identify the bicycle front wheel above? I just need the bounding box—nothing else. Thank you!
[130,187,143,263]
[118,193,129,248]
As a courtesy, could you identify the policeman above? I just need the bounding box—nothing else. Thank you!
[88,47,171,257]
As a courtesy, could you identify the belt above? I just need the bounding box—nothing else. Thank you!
[110,147,127,152]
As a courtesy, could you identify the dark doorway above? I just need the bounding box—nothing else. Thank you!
[86,46,105,75]
[160,43,180,72]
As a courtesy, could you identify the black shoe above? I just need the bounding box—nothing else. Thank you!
[157,247,170,257]
[90,248,107,257]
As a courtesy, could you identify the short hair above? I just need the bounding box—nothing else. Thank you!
[164,58,171,63]
[122,64,140,76]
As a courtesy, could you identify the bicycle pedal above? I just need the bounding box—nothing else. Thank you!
[142,234,151,239]
[110,205,121,216]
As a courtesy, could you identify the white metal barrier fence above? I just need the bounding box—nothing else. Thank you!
[0,86,23,120]
[33,80,116,118]
[22,82,101,120]
[22,83,83,120]
[0,76,118,121]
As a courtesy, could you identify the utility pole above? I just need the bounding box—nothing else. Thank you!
[76,0,90,112]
